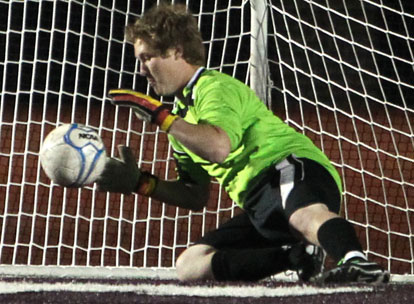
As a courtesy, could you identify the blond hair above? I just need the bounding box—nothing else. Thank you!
[125,3,205,66]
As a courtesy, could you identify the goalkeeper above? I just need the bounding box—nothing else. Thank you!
[98,3,389,284]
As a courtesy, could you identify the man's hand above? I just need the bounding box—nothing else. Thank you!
[97,145,158,196]
[97,145,141,195]
[108,89,178,132]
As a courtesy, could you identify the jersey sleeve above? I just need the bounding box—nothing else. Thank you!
[173,150,211,186]
[194,82,243,151]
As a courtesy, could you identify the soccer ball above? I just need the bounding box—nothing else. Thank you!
[39,123,107,187]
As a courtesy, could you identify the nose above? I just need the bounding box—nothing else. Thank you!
[138,62,148,77]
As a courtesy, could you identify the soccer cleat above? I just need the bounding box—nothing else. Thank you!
[313,258,390,284]
[289,243,326,282]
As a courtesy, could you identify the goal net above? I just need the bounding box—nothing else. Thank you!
[265,0,414,276]
[0,0,413,278]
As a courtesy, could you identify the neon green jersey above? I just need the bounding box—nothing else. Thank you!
[169,69,342,207]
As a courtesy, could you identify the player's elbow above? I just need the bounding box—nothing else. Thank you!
[208,135,231,163]
[188,184,209,211]
[181,183,210,211]
[187,198,207,212]
[208,146,230,164]
[192,192,209,211]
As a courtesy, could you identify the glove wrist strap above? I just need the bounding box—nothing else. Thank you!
[155,107,179,132]
[136,172,158,196]
[160,114,178,132]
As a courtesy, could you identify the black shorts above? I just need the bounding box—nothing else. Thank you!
[198,155,341,249]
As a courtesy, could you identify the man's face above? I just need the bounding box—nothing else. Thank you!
[134,39,185,96]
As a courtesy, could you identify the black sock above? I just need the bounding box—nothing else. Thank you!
[211,247,292,281]
[317,217,363,262]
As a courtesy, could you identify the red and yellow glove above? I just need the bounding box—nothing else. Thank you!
[108,89,178,132]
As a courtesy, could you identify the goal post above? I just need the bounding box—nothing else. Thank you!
[250,0,268,103]
[0,0,413,280]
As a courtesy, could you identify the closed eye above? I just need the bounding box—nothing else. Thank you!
[140,54,153,63]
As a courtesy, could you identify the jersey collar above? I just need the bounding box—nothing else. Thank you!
[182,67,205,106]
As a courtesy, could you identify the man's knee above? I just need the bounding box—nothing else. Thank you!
[176,244,216,281]
[289,203,338,244]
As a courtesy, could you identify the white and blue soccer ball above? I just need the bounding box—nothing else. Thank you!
[39,123,107,187]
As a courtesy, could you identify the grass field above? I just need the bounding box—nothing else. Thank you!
[0,275,412,304]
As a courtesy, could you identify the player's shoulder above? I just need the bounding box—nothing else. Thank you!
[199,69,240,86]
[197,69,248,96]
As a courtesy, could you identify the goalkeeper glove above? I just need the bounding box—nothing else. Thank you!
[97,145,158,196]
[108,89,179,132]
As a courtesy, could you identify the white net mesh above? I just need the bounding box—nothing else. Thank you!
[0,0,413,276]
[267,0,414,274]
[0,0,246,268]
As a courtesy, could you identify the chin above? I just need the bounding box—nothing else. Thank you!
[155,88,175,97]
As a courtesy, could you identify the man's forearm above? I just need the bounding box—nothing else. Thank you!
[168,118,231,163]
[149,178,209,211]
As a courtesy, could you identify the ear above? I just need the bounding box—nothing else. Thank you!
[174,45,184,60]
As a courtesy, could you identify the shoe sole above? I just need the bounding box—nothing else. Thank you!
[313,263,390,285]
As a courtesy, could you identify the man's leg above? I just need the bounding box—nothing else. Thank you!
[176,244,216,281]
[277,156,389,284]
[289,203,390,284]
[176,243,295,282]
[289,203,364,260]
[176,212,317,282]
